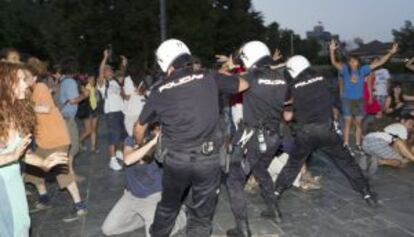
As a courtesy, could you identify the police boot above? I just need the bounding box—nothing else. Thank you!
[260,196,282,223]
[226,219,252,237]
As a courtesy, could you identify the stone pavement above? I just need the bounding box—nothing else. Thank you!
[28,121,414,237]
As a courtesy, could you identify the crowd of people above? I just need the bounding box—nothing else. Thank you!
[0,37,414,237]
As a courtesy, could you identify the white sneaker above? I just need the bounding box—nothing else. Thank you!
[115,150,124,160]
[109,157,122,171]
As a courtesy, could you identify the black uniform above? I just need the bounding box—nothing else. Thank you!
[274,69,372,198]
[226,67,287,225]
[139,67,240,237]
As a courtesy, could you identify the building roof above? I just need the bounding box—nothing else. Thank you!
[350,40,392,56]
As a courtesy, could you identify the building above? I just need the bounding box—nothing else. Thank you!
[350,40,396,62]
[306,24,340,56]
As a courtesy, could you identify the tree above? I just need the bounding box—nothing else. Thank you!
[393,20,414,57]
[0,0,323,70]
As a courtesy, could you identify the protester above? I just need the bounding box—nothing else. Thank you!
[0,62,68,237]
[123,62,146,137]
[134,39,248,237]
[101,131,186,237]
[225,41,287,237]
[373,66,392,107]
[329,39,398,152]
[0,47,21,63]
[384,82,414,119]
[97,50,127,171]
[79,74,102,152]
[23,61,87,221]
[363,117,414,168]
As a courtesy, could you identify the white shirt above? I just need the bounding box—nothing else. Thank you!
[384,123,408,140]
[366,132,393,144]
[122,76,145,116]
[374,68,391,96]
[97,80,124,114]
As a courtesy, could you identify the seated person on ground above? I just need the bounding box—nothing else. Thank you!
[363,117,414,168]
[101,129,186,237]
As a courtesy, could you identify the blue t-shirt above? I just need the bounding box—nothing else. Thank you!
[340,64,371,100]
[59,76,79,118]
[124,137,162,198]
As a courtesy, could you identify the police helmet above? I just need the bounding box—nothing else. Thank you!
[239,41,271,69]
[156,39,191,73]
[286,55,311,79]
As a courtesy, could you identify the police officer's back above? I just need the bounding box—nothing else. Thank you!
[135,39,248,237]
[274,56,377,217]
[226,41,287,237]
[242,65,287,130]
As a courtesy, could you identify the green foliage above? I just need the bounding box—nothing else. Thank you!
[0,0,321,71]
[393,20,414,57]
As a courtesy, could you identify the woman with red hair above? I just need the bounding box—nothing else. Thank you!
[0,62,68,237]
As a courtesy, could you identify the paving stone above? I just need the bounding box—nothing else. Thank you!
[28,120,414,237]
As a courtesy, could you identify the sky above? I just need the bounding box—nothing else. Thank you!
[252,0,414,43]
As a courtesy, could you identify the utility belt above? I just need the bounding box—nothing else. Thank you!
[154,137,219,164]
[226,122,280,175]
[298,120,333,132]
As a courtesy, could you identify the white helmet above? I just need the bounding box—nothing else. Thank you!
[239,41,271,69]
[286,55,311,79]
[156,39,191,72]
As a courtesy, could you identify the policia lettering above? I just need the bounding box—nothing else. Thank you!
[134,39,248,237]
[274,56,378,215]
[226,41,287,237]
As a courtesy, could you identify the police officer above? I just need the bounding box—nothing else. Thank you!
[274,55,377,218]
[226,41,288,237]
[134,39,249,237]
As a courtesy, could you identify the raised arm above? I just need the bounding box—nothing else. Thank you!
[223,55,249,93]
[329,40,342,71]
[406,57,414,71]
[123,132,160,166]
[403,94,414,101]
[370,43,399,70]
[133,122,148,146]
[98,49,109,87]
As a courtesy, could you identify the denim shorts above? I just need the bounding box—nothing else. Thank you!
[341,98,364,120]
[106,111,127,145]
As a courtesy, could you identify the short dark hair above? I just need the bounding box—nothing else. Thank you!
[400,114,414,121]
[56,57,79,75]
[348,54,361,63]
[0,47,19,60]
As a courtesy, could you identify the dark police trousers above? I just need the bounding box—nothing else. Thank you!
[150,148,221,237]
[226,131,280,220]
[275,122,370,194]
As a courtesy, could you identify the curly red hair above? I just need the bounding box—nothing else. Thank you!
[0,62,35,140]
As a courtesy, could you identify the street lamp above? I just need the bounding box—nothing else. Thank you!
[160,0,167,42]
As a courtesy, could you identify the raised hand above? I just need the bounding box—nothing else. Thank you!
[12,135,32,162]
[103,49,110,58]
[329,39,338,52]
[273,49,283,61]
[43,152,69,171]
[215,54,229,63]
[389,43,399,55]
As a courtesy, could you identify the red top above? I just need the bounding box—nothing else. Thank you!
[230,66,245,105]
